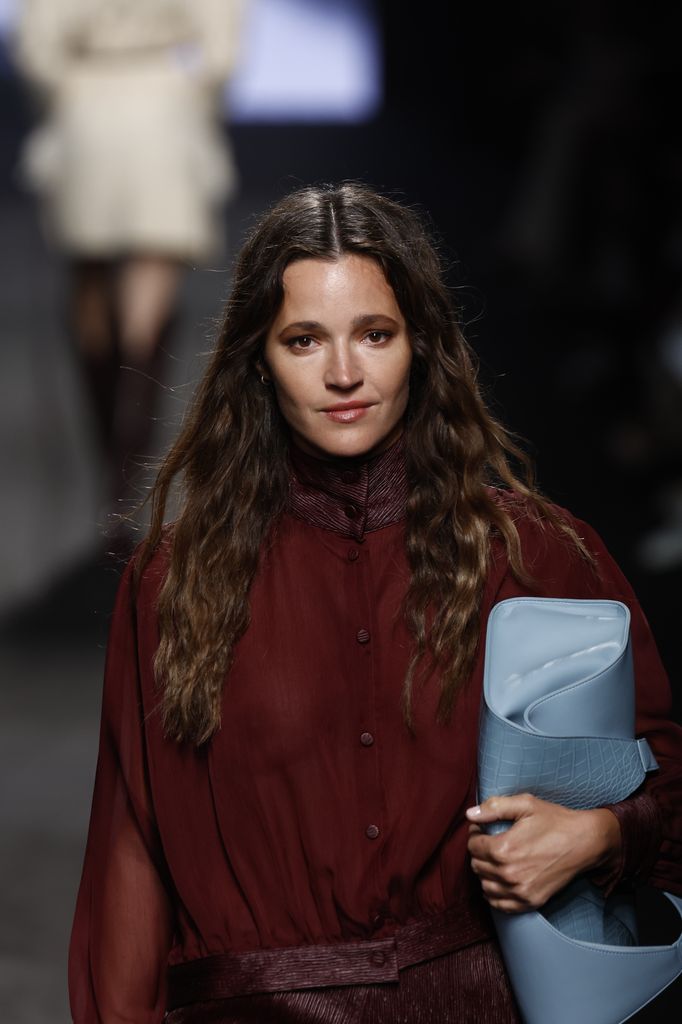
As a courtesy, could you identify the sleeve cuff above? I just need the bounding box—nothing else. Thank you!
[590,792,663,896]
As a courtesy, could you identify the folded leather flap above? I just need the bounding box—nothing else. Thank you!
[485,599,633,738]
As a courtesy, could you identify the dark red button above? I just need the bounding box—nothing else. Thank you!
[370,950,387,966]
[342,469,360,483]
[371,913,384,929]
[360,732,374,747]
[344,505,358,519]
[366,824,380,840]
[347,547,360,562]
[356,629,370,644]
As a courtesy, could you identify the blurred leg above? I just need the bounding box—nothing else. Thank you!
[117,256,182,364]
[111,256,183,502]
[70,259,119,453]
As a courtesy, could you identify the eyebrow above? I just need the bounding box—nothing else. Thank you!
[277,314,400,338]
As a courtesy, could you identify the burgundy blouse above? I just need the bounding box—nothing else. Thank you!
[69,439,682,1023]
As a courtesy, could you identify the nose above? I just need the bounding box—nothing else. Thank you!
[324,340,363,390]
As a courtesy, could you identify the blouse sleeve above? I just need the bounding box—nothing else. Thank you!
[69,558,174,1024]
[570,518,682,897]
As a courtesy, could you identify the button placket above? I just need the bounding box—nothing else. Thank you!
[350,542,385,868]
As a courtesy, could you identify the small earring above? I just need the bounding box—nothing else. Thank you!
[260,374,271,386]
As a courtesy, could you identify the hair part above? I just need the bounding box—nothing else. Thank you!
[137,182,590,744]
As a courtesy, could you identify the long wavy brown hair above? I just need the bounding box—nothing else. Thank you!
[138,182,587,745]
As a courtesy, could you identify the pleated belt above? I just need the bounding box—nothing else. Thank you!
[166,899,493,1009]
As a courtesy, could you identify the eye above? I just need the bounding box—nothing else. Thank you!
[363,330,391,344]
[286,335,318,350]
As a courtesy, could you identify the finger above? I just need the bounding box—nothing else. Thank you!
[465,793,536,824]
[467,834,495,860]
[480,877,511,898]
[484,896,527,915]
[468,832,512,866]
[469,858,502,881]
[467,832,484,853]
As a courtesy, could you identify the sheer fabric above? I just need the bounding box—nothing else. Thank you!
[69,440,682,1022]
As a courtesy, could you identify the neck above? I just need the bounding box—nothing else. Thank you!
[287,435,408,540]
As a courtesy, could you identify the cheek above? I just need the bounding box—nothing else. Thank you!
[270,365,314,418]
[389,352,412,400]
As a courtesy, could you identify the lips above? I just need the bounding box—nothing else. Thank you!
[322,402,374,423]
[322,402,373,412]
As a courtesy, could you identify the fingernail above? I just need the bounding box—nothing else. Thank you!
[466,805,481,818]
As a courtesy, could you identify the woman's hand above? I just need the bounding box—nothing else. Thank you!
[466,794,621,914]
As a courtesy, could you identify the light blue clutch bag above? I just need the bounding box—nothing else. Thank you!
[478,597,682,1024]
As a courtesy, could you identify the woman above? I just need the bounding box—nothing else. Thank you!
[15,0,245,504]
[69,183,682,1022]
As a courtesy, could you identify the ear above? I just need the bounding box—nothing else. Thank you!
[254,357,270,381]
[254,360,273,386]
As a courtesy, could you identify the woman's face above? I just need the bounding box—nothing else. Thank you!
[263,254,412,460]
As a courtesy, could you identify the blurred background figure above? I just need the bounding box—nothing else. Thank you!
[14,0,245,519]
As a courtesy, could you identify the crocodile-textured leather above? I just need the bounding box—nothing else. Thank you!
[478,706,648,810]
[541,879,636,946]
[477,703,647,951]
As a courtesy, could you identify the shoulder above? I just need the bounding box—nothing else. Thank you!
[489,488,627,600]
[489,485,594,546]
[488,486,577,546]
[112,529,172,620]
[103,532,173,685]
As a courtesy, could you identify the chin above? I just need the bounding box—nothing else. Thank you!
[299,426,400,461]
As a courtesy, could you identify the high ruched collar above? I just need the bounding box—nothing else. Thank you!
[287,435,408,541]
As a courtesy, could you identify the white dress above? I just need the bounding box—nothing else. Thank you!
[15,0,246,260]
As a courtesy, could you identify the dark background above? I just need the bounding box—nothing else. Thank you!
[1,2,680,1020]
